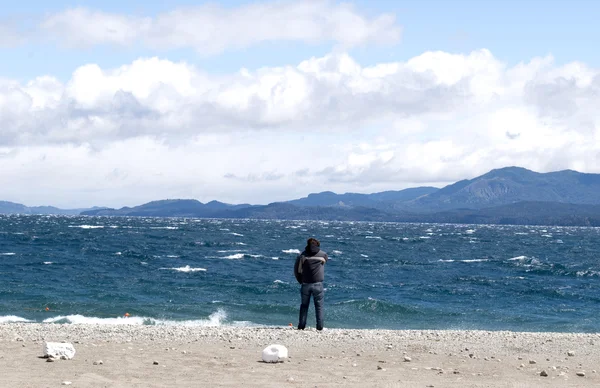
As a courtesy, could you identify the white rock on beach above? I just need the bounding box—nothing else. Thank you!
[43,342,76,360]
[262,344,288,363]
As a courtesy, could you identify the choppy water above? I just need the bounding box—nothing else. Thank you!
[1,215,599,332]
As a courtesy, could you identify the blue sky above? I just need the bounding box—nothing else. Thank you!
[0,0,599,207]
[2,0,599,82]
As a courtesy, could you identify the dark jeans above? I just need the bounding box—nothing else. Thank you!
[298,282,324,330]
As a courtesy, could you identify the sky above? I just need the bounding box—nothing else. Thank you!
[1,0,599,208]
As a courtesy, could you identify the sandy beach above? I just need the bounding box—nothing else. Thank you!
[1,323,598,387]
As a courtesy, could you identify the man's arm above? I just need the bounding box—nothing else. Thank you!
[293,255,303,283]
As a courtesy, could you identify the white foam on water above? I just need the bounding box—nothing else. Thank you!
[43,261,53,265]
[150,226,179,230]
[39,309,255,327]
[166,255,179,258]
[230,232,244,237]
[324,235,335,238]
[461,259,489,263]
[465,229,476,234]
[1,252,16,256]
[140,262,148,265]
[360,254,369,258]
[217,250,244,253]
[282,249,301,254]
[419,236,431,239]
[514,232,529,235]
[235,242,247,246]
[508,255,527,261]
[438,259,455,263]
[219,228,230,231]
[0,315,32,323]
[332,250,343,254]
[115,252,122,255]
[365,236,382,239]
[223,253,245,259]
[271,257,279,260]
[161,265,207,272]
[68,225,104,229]
[541,234,553,238]
[273,280,285,284]
[247,254,264,258]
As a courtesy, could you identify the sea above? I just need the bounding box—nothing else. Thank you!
[1,215,599,333]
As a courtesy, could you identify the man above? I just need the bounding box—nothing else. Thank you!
[294,237,328,331]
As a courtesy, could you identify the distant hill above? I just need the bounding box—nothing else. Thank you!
[0,201,103,216]
[5,166,600,226]
[286,187,438,208]
[80,199,254,217]
[405,166,600,212]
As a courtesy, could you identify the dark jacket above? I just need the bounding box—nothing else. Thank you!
[294,249,328,284]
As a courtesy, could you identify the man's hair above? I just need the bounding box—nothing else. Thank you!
[306,237,320,247]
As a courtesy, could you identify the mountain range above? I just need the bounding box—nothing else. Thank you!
[3,166,600,226]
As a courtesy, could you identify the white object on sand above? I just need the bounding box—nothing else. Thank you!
[262,344,288,363]
[44,342,76,360]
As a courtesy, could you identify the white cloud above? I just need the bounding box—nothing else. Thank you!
[39,1,401,54]
[0,49,599,208]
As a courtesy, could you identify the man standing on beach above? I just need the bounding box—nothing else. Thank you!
[294,237,328,331]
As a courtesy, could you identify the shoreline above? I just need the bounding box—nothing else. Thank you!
[1,324,599,387]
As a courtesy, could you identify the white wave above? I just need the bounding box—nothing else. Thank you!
[419,236,431,239]
[161,265,207,272]
[438,259,455,263]
[219,228,230,231]
[40,309,250,327]
[461,259,489,263]
[223,253,245,259]
[514,232,529,235]
[332,250,343,254]
[166,255,179,258]
[115,252,122,255]
[465,229,476,234]
[150,226,179,230]
[272,257,279,260]
[43,261,53,265]
[508,255,528,261]
[235,242,247,246]
[68,225,104,229]
[324,235,335,238]
[360,254,369,258]
[273,280,286,284]
[0,315,32,323]
[282,249,301,254]
[230,232,244,237]
[0,252,16,256]
[365,236,382,239]
[555,239,564,244]
[247,254,264,258]
[140,262,148,265]
[541,234,553,238]
[217,250,243,253]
